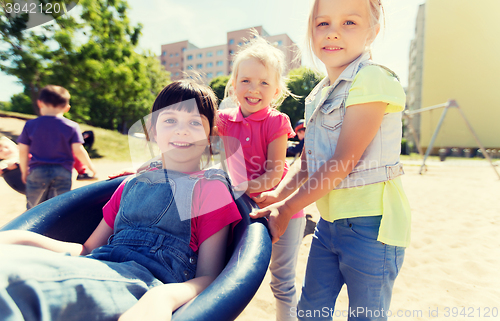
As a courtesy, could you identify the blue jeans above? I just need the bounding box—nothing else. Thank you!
[296,216,405,321]
[26,164,72,209]
[0,245,162,320]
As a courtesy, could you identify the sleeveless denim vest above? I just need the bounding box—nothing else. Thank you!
[90,168,232,284]
[304,52,404,189]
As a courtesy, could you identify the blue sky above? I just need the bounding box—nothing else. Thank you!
[0,0,425,102]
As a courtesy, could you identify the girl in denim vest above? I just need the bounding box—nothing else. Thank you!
[218,33,306,321]
[0,80,241,320]
[252,0,411,320]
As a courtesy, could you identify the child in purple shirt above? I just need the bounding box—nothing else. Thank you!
[17,85,96,209]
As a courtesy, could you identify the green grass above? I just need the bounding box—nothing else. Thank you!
[0,110,37,120]
[79,124,132,162]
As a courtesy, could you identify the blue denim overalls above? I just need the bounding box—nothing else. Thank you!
[90,168,233,283]
[0,168,232,320]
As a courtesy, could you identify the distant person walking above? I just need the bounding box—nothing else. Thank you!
[17,85,97,209]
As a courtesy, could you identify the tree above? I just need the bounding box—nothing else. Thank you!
[279,67,323,129]
[1,0,170,130]
[9,92,32,114]
[209,75,230,103]
[0,100,12,111]
[0,0,80,115]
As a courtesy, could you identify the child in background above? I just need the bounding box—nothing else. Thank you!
[252,0,411,320]
[0,80,241,320]
[1,133,96,195]
[17,85,96,209]
[286,119,306,158]
[0,137,19,173]
[0,136,25,194]
[218,33,305,321]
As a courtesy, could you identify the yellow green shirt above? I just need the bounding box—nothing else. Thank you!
[316,65,411,247]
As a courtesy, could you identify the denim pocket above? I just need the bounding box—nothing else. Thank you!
[347,216,381,242]
[120,177,174,227]
[320,98,344,131]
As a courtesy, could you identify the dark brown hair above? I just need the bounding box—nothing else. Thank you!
[149,80,218,139]
[38,85,70,108]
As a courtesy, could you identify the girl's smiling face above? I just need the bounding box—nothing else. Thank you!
[233,58,280,117]
[154,108,210,172]
[312,0,379,80]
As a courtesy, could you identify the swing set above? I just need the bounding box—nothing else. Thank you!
[404,99,500,179]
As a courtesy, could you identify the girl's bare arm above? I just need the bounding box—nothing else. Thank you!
[252,102,387,242]
[0,218,113,256]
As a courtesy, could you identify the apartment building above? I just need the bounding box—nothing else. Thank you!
[160,26,301,82]
[406,0,500,152]
[405,4,425,151]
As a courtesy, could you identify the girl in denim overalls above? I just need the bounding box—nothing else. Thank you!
[0,80,241,320]
[252,0,411,320]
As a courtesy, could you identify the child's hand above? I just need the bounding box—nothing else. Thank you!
[21,171,28,184]
[250,201,291,244]
[233,182,248,193]
[252,190,280,208]
[108,169,136,179]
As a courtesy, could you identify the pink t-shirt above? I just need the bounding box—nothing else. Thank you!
[102,173,241,253]
[218,106,305,219]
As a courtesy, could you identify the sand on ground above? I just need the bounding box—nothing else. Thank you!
[2,116,500,320]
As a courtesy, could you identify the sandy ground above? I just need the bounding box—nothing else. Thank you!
[2,116,500,320]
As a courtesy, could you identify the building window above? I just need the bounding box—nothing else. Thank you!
[207,72,213,78]
[161,61,166,65]
[187,55,193,60]
[162,51,166,56]
[175,72,179,76]
[238,42,242,46]
[175,63,179,67]
[196,63,202,69]
[217,50,223,56]
[175,53,179,57]
[206,62,213,68]
[229,50,234,55]
[169,63,173,67]
[216,71,223,76]
[228,39,234,45]
[216,60,223,67]
[182,47,186,52]
[206,52,213,57]
[170,53,173,57]
[196,53,202,59]
[187,65,193,70]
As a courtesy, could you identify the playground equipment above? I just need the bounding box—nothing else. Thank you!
[404,99,500,179]
[0,176,272,321]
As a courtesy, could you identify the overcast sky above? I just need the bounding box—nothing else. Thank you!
[0,0,426,102]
